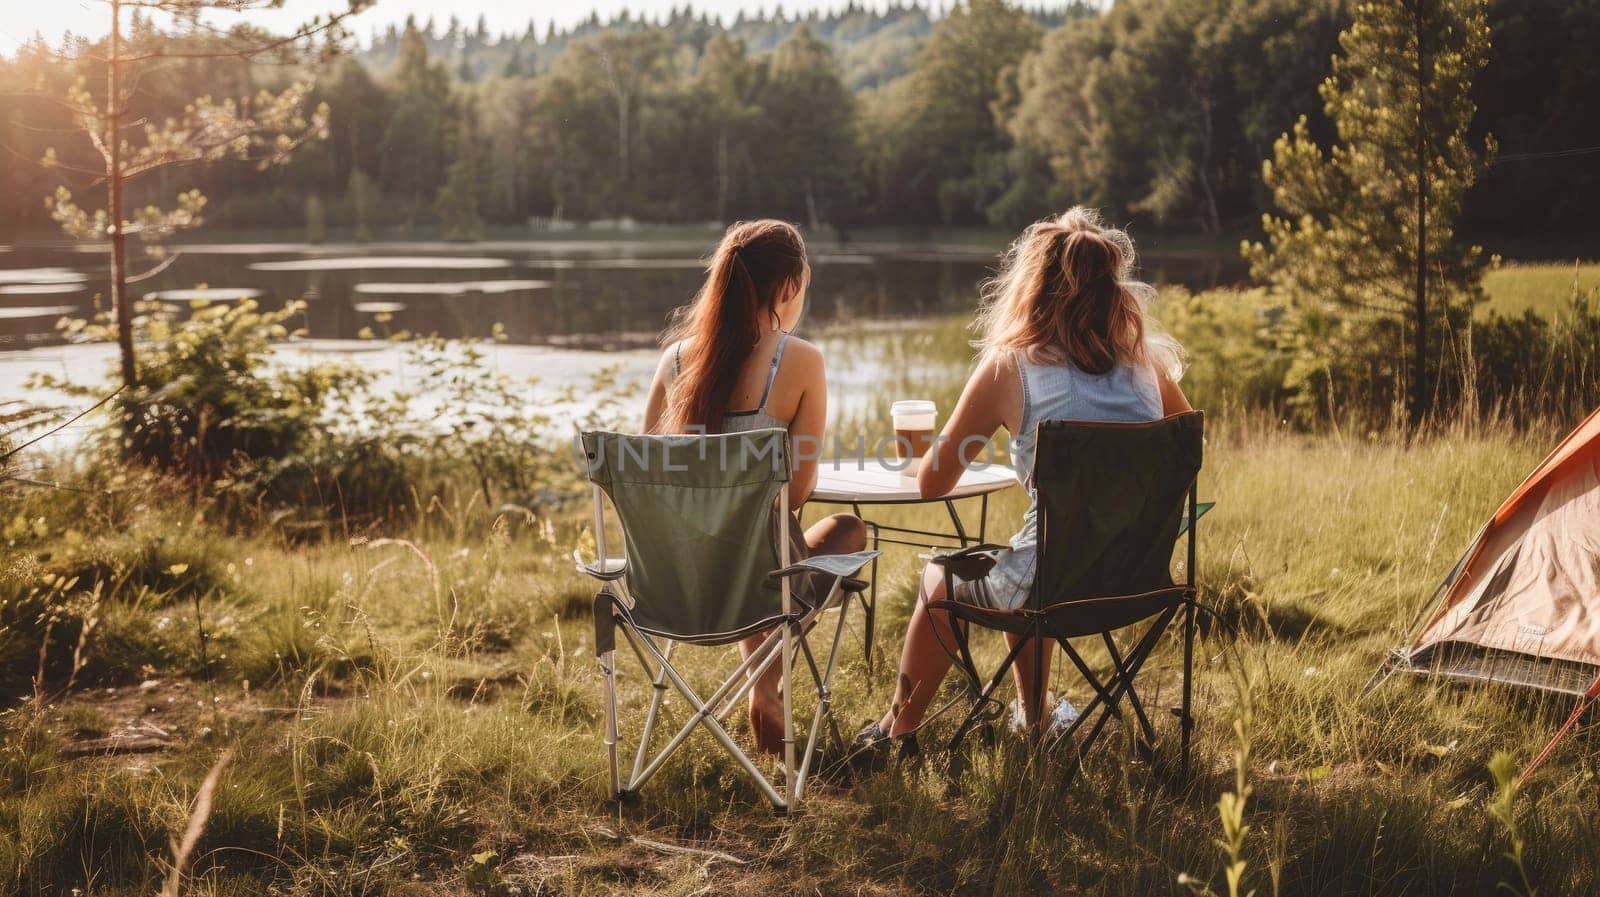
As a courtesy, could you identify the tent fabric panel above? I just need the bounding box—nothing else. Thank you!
[1411,447,1600,669]
[1417,406,1600,641]
[1493,405,1600,528]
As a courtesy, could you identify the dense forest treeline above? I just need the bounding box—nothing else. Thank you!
[1,0,1596,242]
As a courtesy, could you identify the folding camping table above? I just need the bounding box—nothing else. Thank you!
[810,459,1020,672]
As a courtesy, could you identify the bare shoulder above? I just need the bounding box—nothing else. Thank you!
[963,349,1023,432]
[656,339,688,374]
[781,335,826,375]
[971,350,1019,394]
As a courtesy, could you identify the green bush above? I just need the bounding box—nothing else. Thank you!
[37,298,367,482]
[36,301,611,532]
[1162,281,1600,428]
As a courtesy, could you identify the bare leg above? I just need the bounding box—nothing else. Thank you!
[878,563,962,737]
[747,512,867,754]
[1008,634,1053,732]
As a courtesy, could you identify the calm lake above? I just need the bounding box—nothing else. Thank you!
[1,235,1246,441]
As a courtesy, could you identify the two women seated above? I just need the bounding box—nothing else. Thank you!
[640,210,1190,758]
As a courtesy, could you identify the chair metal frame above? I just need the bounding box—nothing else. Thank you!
[578,433,877,813]
[929,413,1209,779]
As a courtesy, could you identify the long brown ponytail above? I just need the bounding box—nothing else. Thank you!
[659,220,809,433]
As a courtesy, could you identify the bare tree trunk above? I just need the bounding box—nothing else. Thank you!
[107,0,135,389]
[1198,101,1222,236]
[715,126,729,223]
[1411,2,1429,428]
[616,90,630,210]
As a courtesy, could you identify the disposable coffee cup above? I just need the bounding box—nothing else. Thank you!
[890,400,937,465]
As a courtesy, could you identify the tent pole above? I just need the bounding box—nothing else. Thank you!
[1519,672,1600,787]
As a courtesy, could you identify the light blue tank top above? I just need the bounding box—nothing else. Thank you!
[977,351,1164,609]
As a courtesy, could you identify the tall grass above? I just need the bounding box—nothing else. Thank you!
[3,265,1597,894]
[4,415,1597,895]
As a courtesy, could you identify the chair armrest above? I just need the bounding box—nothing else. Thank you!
[769,550,881,582]
[572,549,627,581]
[1176,501,1216,537]
[927,543,1008,582]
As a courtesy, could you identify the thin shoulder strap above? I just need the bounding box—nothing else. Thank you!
[674,341,683,379]
[754,333,790,413]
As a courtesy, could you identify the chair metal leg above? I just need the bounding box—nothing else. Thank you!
[631,639,674,787]
[1048,606,1178,764]
[1183,482,1200,778]
[947,636,1030,754]
[1181,593,1196,777]
[1030,627,1046,731]
[622,626,787,809]
[601,648,620,799]
[1101,632,1159,746]
[795,590,851,800]
[855,504,879,682]
[608,588,851,811]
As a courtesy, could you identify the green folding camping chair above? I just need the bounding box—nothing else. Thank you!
[930,412,1210,779]
[575,428,878,813]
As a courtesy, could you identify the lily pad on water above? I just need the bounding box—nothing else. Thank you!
[249,256,513,272]
[0,305,78,319]
[0,283,87,295]
[286,340,394,354]
[0,267,88,285]
[351,280,552,296]
[525,258,705,270]
[144,288,265,301]
[353,301,407,313]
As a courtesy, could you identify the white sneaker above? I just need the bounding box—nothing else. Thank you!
[1046,697,1080,741]
[1008,694,1079,739]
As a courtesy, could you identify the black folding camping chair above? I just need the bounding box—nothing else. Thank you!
[929,412,1210,778]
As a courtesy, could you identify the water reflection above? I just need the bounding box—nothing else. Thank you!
[0,238,1248,352]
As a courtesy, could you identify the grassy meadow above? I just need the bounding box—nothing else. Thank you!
[3,265,1599,896]
[1483,262,1600,317]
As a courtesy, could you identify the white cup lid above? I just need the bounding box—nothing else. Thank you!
[890,400,937,416]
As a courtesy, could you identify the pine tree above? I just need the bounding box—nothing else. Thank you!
[503,48,526,78]
[347,169,376,242]
[1244,0,1495,425]
[304,194,326,244]
[435,116,485,241]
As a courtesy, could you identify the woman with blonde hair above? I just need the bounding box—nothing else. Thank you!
[642,219,866,755]
[855,207,1191,761]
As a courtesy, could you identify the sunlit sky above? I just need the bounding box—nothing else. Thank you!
[1,0,924,54]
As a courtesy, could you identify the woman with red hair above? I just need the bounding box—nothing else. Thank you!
[643,219,866,756]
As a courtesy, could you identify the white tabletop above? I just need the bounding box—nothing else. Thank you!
[811,458,1020,504]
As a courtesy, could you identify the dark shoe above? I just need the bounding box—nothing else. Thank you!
[846,720,919,774]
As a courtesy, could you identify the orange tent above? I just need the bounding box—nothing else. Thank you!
[1395,405,1600,694]
[1388,407,1600,781]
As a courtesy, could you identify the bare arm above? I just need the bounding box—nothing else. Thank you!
[642,345,676,433]
[916,352,1019,500]
[1156,363,1193,414]
[785,344,826,509]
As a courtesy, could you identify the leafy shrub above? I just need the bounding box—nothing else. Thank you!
[33,298,628,530]
[1163,280,1600,428]
[36,298,369,482]
[1467,285,1600,422]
